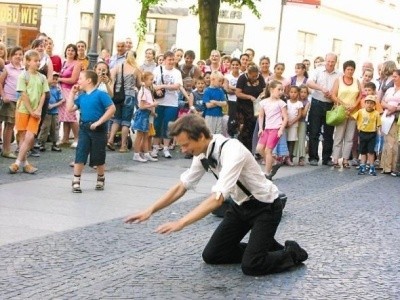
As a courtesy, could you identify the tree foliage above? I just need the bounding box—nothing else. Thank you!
[196,0,261,58]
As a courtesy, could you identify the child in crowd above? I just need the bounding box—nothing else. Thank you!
[294,85,310,166]
[203,71,227,134]
[286,85,303,166]
[37,72,63,152]
[9,50,49,174]
[189,76,206,115]
[203,71,211,87]
[256,80,288,180]
[359,82,384,168]
[178,77,193,118]
[67,70,116,193]
[352,95,381,176]
[132,71,159,162]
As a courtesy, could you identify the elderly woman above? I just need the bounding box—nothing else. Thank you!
[235,64,266,151]
[380,69,400,174]
[330,60,361,168]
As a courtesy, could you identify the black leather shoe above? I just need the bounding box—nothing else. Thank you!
[285,240,308,264]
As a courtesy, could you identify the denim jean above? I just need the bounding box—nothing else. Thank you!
[307,98,334,162]
[202,197,295,276]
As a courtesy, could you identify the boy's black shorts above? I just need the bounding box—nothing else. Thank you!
[358,131,376,155]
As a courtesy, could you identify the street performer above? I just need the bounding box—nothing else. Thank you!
[124,114,307,276]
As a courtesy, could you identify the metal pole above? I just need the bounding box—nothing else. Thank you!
[88,0,101,70]
[275,0,286,63]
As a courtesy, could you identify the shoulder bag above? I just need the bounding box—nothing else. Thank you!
[153,66,166,99]
[112,64,125,104]
[326,104,346,126]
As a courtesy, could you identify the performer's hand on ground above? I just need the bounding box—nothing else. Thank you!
[124,210,152,224]
[155,220,184,234]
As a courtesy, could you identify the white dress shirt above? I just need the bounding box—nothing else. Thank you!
[180,134,279,205]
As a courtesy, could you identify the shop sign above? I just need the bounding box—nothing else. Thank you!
[0,3,41,28]
[286,0,321,5]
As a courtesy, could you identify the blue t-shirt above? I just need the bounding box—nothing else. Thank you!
[48,85,63,115]
[192,90,205,113]
[203,86,225,117]
[75,89,113,122]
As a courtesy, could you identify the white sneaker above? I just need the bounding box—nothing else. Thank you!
[144,153,158,162]
[163,148,172,158]
[133,153,147,162]
[70,141,78,149]
[150,148,158,158]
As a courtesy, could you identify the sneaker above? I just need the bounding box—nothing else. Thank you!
[309,159,318,166]
[144,153,158,162]
[168,144,175,150]
[8,163,19,174]
[23,164,38,174]
[369,166,377,176]
[350,158,359,166]
[358,164,366,175]
[322,160,334,166]
[39,144,46,152]
[70,142,78,149]
[133,153,148,162]
[33,142,40,149]
[150,147,159,158]
[29,148,40,157]
[51,145,62,152]
[284,240,308,264]
[391,171,400,177]
[163,148,172,158]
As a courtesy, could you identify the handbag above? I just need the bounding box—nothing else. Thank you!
[112,64,125,104]
[153,66,166,99]
[326,105,346,126]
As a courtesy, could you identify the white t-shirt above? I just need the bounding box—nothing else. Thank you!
[152,66,183,107]
[287,100,303,126]
[224,72,240,102]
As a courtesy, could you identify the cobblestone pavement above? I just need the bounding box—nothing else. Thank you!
[0,160,399,299]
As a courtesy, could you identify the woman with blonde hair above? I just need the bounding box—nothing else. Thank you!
[108,50,142,152]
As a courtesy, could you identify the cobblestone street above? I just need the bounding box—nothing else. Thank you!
[1,154,399,299]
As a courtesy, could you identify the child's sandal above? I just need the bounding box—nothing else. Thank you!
[95,176,105,191]
[72,180,82,193]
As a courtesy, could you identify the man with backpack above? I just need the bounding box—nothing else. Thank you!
[125,114,307,276]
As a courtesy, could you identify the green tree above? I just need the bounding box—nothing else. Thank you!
[194,0,261,59]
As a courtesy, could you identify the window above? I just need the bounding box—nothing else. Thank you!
[216,23,244,55]
[80,13,115,54]
[332,38,342,68]
[368,46,377,62]
[296,31,317,61]
[354,43,362,58]
[383,44,391,60]
[146,18,177,54]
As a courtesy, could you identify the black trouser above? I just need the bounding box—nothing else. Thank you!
[237,100,256,152]
[202,197,295,276]
[308,98,334,162]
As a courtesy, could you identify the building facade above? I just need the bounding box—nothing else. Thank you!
[1,0,399,73]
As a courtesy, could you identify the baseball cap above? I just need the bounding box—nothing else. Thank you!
[364,95,376,103]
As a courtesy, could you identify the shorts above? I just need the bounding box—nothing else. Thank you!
[358,131,376,155]
[111,95,136,127]
[133,109,150,132]
[15,111,40,134]
[258,129,280,149]
[0,101,16,124]
[75,122,107,167]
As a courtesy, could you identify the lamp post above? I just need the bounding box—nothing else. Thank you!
[88,0,101,70]
[275,0,286,63]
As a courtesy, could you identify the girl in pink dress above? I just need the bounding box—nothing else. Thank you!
[58,44,81,147]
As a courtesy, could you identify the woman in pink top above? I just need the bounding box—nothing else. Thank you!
[0,46,24,158]
[58,44,81,147]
